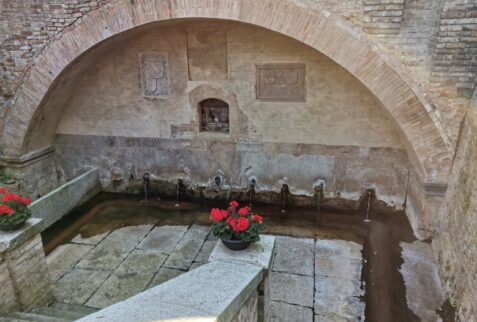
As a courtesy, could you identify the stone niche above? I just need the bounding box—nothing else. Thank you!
[199,99,230,133]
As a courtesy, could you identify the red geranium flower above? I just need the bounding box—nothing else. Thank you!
[233,217,250,232]
[21,197,32,205]
[210,208,228,222]
[226,216,236,230]
[252,214,263,223]
[0,204,15,215]
[1,192,23,203]
[229,200,239,208]
[237,207,250,216]
[0,188,8,194]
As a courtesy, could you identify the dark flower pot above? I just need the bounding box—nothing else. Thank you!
[0,221,26,232]
[220,237,251,251]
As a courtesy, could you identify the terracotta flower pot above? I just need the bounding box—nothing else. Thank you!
[220,237,251,251]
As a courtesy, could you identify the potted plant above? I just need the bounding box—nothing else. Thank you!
[0,188,32,231]
[210,200,263,251]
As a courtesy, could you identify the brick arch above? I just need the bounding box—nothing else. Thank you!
[1,0,451,183]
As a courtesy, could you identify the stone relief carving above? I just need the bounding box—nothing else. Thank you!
[140,52,171,98]
[256,64,306,102]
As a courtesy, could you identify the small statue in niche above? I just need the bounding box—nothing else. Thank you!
[200,99,229,133]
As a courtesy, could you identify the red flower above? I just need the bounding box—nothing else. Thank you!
[233,217,250,232]
[226,216,236,230]
[21,197,32,205]
[0,188,8,194]
[229,200,239,208]
[238,207,250,216]
[0,204,14,215]
[210,208,229,222]
[1,192,23,203]
[252,214,263,223]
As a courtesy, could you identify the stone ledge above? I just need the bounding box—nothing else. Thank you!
[77,261,263,322]
[209,235,276,271]
[0,218,44,253]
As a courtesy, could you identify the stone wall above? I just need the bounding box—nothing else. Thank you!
[433,100,477,322]
[42,21,409,207]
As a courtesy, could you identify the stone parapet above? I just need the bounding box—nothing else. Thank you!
[0,219,53,313]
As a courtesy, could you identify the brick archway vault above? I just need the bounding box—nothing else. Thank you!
[0,0,452,184]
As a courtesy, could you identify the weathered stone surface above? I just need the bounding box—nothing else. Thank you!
[136,225,188,255]
[148,268,185,288]
[269,272,314,308]
[139,52,170,97]
[273,236,314,276]
[256,64,306,101]
[314,313,351,322]
[47,243,94,282]
[193,240,216,264]
[315,239,363,260]
[209,235,276,270]
[315,275,363,298]
[268,301,313,322]
[29,168,101,229]
[53,269,111,305]
[76,225,153,270]
[71,232,109,246]
[86,250,167,308]
[0,218,44,252]
[77,261,262,322]
[314,294,365,321]
[400,241,445,322]
[315,255,362,280]
[163,225,210,270]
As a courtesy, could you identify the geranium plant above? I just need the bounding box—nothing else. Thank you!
[0,188,32,226]
[210,200,263,243]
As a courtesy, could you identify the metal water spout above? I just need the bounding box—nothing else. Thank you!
[313,180,325,210]
[364,189,373,223]
[280,184,289,214]
[140,172,151,203]
[175,179,186,207]
[249,178,256,207]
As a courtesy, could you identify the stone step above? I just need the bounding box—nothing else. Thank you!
[49,302,98,317]
[31,306,87,321]
[3,312,70,322]
[0,317,32,322]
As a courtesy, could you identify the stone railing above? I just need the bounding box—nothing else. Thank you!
[78,236,275,322]
[29,168,100,228]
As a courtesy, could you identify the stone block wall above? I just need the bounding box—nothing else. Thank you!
[0,229,53,313]
[433,104,477,322]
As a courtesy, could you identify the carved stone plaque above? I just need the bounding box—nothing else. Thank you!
[256,64,306,101]
[140,52,170,98]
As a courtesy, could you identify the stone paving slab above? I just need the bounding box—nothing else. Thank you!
[268,301,313,322]
[315,239,363,260]
[273,236,314,276]
[193,240,216,264]
[314,294,365,321]
[148,268,185,288]
[209,235,276,270]
[86,250,167,308]
[136,225,188,254]
[315,275,364,298]
[47,243,93,282]
[315,313,353,322]
[76,225,153,271]
[71,232,110,246]
[315,255,362,280]
[53,269,111,305]
[269,271,314,308]
[163,225,210,270]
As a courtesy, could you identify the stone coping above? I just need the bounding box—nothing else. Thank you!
[0,218,44,253]
[209,235,276,270]
[29,168,101,229]
[77,261,263,322]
